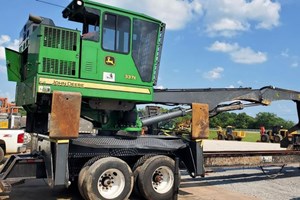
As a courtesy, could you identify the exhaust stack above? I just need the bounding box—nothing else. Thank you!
[29,14,42,24]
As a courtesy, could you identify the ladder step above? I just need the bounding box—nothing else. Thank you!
[0,180,11,193]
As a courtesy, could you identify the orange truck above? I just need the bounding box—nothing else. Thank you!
[0,97,19,128]
[0,98,18,114]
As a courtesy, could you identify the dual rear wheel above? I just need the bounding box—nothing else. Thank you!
[79,157,133,200]
[78,155,179,200]
[137,155,178,200]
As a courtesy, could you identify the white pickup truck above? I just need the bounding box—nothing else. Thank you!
[0,113,27,163]
[0,114,27,162]
[0,129,27,162]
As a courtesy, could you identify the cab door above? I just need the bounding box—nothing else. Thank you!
[98,12,134,84]
[5,48,21,82]
[80,8,101,80]
[81,39,101,80]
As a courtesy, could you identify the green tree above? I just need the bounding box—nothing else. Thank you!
[252,112,295,129]
[235,112,255,129]
[209,112,238,128]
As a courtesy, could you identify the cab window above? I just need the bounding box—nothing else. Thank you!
[102,13,130,54]
[82,8,100,42]
[132,19,159,82]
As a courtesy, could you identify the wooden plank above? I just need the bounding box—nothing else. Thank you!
[192,103,209,139]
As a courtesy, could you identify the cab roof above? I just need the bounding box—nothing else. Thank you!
[63,0,163,24]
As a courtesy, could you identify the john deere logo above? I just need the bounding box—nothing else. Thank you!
[105,56,115,66]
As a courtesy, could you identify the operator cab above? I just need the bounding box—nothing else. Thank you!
[62,0,165,86]
[63,3,100,42]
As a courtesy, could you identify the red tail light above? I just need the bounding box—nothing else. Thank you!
[17,133,24,143]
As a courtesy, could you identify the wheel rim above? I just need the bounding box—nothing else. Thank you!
[97,168,125,199]
[151,166,174,194]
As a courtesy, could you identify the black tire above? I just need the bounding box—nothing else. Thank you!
[217,134,225,140]
[227,134,235,140]
[138,155,179,200]
[83,157,133,200]
[261,134,270,143]
[131,155,155,199]
[274,135,283,143]
[0,147,4,163]
[78,166,89,200]
[132,166,144,199]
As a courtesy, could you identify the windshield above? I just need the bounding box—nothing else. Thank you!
[132,19,159,82]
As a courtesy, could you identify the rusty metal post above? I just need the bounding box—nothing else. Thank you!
[49,91,81,139]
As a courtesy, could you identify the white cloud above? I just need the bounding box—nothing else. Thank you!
[90,0,280,36]
[7,39,19,51]
[92,0,203,30]
[0,47,5,60]
[0,35,19,61]
[203,67,224,80]
[0,35,10,45]
[230,47,267,64]
[208,41,267,64]
[291,62,298,68]
[202,0,281,37]
[206,18,249,37]
[207,41,239,52]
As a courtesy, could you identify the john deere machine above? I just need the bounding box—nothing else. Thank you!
[2,0,300,199]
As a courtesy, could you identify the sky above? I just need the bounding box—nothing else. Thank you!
[0,0,300,123]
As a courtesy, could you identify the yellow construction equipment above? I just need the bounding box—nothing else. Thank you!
[261,125,295,143]
[217,126,246,141]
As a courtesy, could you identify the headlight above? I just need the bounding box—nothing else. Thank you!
[76,0,83,6]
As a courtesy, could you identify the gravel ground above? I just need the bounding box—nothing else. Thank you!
[180,164,300,200]
[179,140,300,200]
[214,165,300,200]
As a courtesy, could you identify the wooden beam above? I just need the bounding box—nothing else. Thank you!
[192,103,209,140]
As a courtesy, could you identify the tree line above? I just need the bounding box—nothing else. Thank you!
[209,112,295,129]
